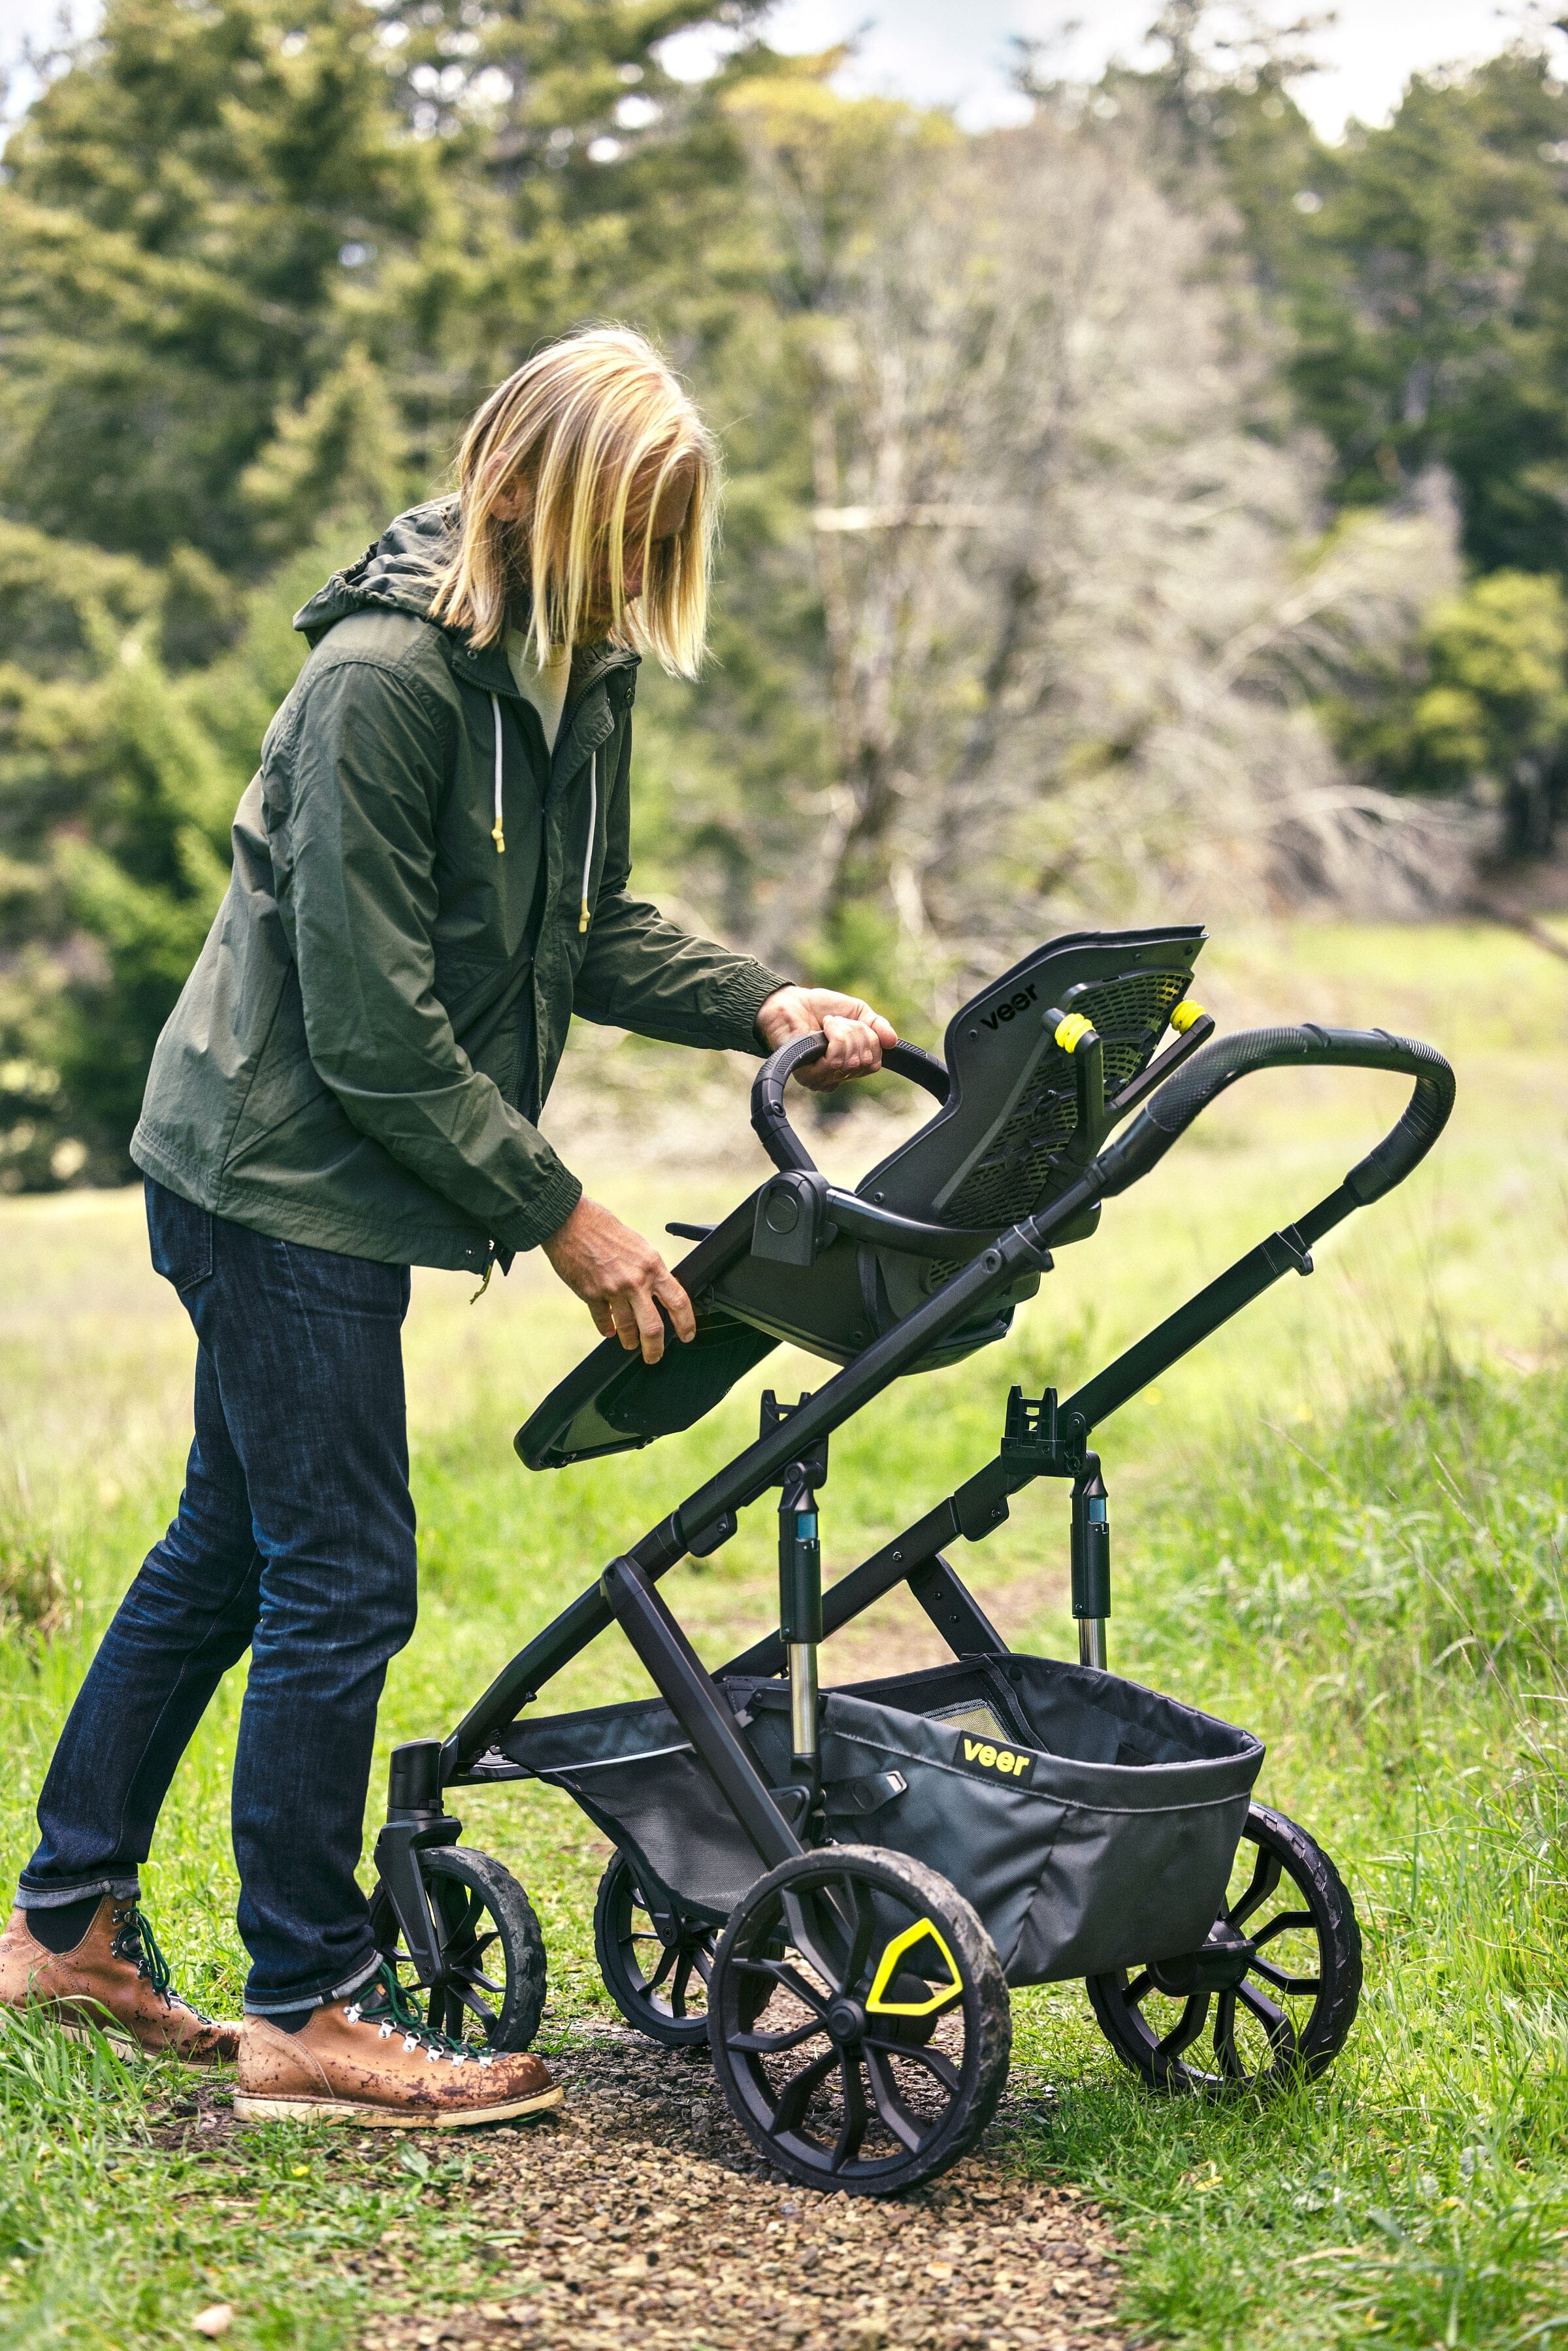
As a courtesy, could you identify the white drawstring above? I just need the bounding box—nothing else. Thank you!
[491,693,595,920]
[578,748,596,934]
[489,693,504,853]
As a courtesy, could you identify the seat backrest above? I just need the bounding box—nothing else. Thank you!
[861,927,1206,1233]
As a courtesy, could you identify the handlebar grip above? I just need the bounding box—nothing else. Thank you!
[1094,1025,1456,1204]
[750,1034,950,1177]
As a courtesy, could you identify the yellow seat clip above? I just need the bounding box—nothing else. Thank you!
[1054,1011,1096,1055]
[1169,1000,1206,1034]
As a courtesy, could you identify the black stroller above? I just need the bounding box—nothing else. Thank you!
[368,927,1454,2195]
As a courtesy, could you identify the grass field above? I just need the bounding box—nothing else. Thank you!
[0,919,1565,2348]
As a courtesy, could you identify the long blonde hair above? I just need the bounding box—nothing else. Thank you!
[429,325,719,676]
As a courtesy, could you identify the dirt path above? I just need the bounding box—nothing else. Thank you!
[356,2027,1126,2351]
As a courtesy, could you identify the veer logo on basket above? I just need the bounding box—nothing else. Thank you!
[956,1735,1035,1787]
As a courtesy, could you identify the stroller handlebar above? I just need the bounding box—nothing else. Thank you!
[1093,1025,1457,1207]
[751,1032,951,1174]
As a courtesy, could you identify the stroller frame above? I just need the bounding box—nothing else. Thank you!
[370,934,1455,2192]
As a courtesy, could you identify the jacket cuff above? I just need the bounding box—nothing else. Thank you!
[497,1161,584,1255]
[715,962,793,1057]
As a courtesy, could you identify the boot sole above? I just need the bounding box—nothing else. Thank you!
[232,2084,563,2129]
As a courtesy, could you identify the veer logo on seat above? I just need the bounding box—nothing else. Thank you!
[956,1735,1035,1786]
[981,982,1039,1030]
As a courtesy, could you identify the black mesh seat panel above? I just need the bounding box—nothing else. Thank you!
[517,927,1205,1470]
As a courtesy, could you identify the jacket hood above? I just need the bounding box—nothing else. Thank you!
[293,498,459,645]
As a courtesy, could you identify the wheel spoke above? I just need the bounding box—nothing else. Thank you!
[1250,1955,1322,1996]
[1212,1988,1249,2080]
[840,1876,879,1994]
[1156,1996,1211,2062]
[647,1944,681,1995]
[437,1887,485,1956]
[832,2054,870,2171]
[1226,1846,1283,1930]
[669,1954,702,2018]
[1122,1969,1154,2008]
[782,1889,847,1995]
[863,2047,932,2153]
[1250,1907,1316,1949]
[448,1965,504,1998]
[1238,1977,1298,2056]
[736,1953,832,2015]
[864,2034,962,2095]
[728,2018,827,2055]
[766,2048,837,2138]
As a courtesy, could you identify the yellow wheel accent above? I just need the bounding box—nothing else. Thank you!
[864,1916,964,2017]
[1054,1011,1096,1055]
[1169,1000,1206,1033]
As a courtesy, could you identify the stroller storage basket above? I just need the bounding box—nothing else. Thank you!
[500,1654,1263,1985]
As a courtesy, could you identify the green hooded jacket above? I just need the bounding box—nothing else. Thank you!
[130,499,789,1274]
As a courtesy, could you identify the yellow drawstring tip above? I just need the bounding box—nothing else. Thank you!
[1170,999,1206,1033]
[578,898,590,935]
[469,1260,495,1304]
[491,822,505,854]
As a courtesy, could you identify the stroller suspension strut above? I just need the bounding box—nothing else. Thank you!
[780,1462,823,1774]
[764,1390,829,1821]
[1071,1460,1111,1671]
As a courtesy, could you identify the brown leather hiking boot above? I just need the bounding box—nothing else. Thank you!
[0,1898,240,2063]
[234,1969,561,2129]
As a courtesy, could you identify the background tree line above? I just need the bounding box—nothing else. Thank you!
[3,0,1568,1189]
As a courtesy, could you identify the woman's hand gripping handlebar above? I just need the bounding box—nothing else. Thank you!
[751,1031,951,1176]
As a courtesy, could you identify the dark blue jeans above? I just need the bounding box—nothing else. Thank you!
[18,1179,417,2013]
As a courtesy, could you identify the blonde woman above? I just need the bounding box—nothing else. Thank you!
[0,327,894,2124]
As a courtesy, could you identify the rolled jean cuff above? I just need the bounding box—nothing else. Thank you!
[16,1874,139,1909]
[244,1951,382,2018]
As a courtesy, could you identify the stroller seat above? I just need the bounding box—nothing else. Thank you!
[518,926,1205,1469]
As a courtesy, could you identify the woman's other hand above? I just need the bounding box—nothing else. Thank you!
[755,986,898,1092]
[542,1197,695,1364]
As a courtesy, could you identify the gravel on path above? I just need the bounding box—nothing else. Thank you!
[357,2026,1126,2351]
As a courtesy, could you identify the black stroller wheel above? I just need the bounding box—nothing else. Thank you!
[368,1845,547,2052]
[593,1849,715,2048]
[708,1845,1011,2196]
[1086,1803,1362,2094]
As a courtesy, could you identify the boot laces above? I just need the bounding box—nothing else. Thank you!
[344,1962,495,2067]
[110,1902,172,1995]
[110,1902,218,2021]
